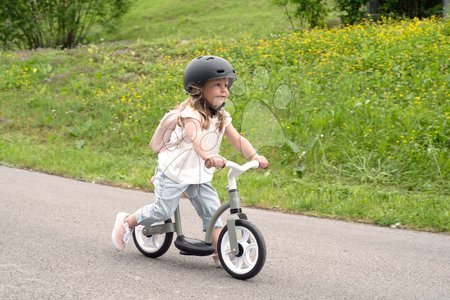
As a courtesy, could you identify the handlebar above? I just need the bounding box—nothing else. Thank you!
[205,158,259,170]
[225,160,259,173]
[205,158,260,169]
[205,158,260,190]
[226,160,260,190]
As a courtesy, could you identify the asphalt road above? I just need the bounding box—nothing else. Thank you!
[1,166,449,299]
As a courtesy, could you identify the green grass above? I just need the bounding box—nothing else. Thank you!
[102,0,289,42]
[0,9,449,232]
[0,133,153,188]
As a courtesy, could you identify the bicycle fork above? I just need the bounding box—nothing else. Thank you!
[205,188,247,256]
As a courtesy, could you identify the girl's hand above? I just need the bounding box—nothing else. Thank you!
[253,154,269,169]
[205,155,227,168]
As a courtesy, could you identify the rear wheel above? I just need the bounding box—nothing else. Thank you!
[217,219,266,280]
[132,219,173,258]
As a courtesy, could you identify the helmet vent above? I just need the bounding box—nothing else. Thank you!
[206,56,215,60]
[216,69,225,73]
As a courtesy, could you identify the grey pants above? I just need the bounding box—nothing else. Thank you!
[135,168,223,231]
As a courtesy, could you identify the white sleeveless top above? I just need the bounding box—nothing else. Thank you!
[157,106,231,184]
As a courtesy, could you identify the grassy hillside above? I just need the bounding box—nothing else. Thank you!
[103,0,289,41]
[0,14,449,231]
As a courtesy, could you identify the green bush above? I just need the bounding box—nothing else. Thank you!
[272,0,329,29]
[335,0,367,25]
[0,0,132,50]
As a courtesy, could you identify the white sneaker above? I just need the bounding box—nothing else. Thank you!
[111,212,132,251]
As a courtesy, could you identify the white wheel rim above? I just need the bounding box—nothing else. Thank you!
[220,225,259,274]
[134,223,166,253]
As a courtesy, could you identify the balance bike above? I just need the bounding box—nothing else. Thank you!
[132,160,266,280]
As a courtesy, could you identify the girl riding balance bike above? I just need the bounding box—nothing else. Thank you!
[111,55,268,280]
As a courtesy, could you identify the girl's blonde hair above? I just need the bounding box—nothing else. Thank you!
[177,84,228,131]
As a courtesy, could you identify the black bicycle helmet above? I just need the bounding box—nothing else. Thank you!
[183,56,237,93]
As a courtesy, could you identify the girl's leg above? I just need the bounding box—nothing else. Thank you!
[134,170,188,224]
[185,183,223,266]
[212,227,221,250]
[124,214,138,229]
[212,227,222,268]
[185,183,223,233]
[111,169,187,251]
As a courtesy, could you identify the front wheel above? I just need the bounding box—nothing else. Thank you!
[132,219,173,258]
[217,219,266,280]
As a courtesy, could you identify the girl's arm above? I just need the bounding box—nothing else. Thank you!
[183,118,226,168]
[224,123,269,169]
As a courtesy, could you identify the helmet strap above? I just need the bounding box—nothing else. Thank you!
[208,101,226,116]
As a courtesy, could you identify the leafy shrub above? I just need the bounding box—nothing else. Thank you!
[335,0,368,25]
[272,0,329,29]
[0,0,132,50]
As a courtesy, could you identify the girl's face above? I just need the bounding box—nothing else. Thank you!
[202,78,230,109]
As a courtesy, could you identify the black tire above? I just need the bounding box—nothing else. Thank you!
[132,219,174,258]
[217,219,266,280]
